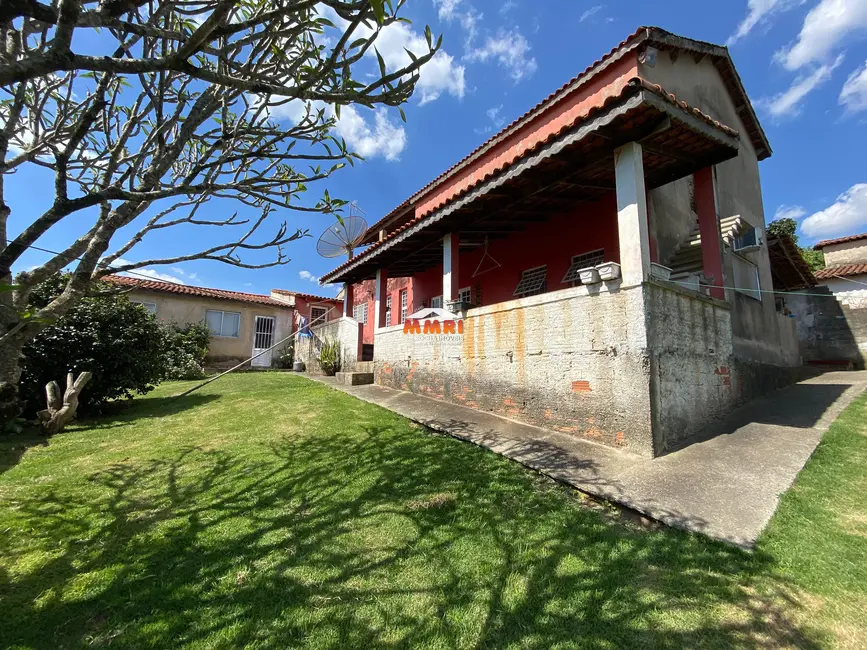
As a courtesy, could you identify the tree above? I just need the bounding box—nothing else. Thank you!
[20,275,168,418]
[767,218,825,273]
[0,1,439,418]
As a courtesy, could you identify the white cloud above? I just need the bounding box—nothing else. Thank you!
[170,266,201,282]
[112,258,186,284]
[269,100,407,160]
[486,105,506,127]
[579,5,604,23]
[840,59,867,113]
[499,1,517,16]
[776,0,867,71]
[466,28,537,81]
[299,270,320,283]
[759,55,844,117]
[801,184,867,238]
[727,0,805,45]
[434,0,463,20]
[774,205,807,221]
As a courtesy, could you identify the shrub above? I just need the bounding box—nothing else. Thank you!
[318,339,341,376]
[161,323,210,380]
[20,277,167,415]
[274,342,295,369]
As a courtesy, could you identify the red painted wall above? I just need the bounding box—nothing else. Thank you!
[350,193,621,344]
[293,296,341,331]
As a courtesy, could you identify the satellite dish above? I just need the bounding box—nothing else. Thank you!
[316,203,368,260]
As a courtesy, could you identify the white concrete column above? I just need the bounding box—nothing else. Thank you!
[443,232,459,303]
[343,282,354,317]
[615,142,651,286]
[374,268,388,329]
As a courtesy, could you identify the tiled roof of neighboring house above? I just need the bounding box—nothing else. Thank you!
[321,75,740,284]
[814,264,867,280]
[271,288,341,303]
[814,233,867,249]
[105,275,291,307]
[356,25,770,247]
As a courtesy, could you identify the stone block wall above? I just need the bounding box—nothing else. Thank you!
[373,283,657,457]
[295,317,363,374]
[646,283,738,452]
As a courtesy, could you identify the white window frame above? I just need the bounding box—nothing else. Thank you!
[352,302,368,324]
[132,301,157,315]
[732,253,761,301]
[399,289,408,324]
[385,295,392,326]
[430,295,443,309]
[514,265,548,298]
[310,305,328,324]
[458,287,472,304]
[206,309,241,338]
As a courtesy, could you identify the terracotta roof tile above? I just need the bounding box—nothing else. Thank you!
[105,275,292,307]
[322,76,740,284]
[814,264,867,280]
[358,26,770,247]
[814,233,867,249]
[271,288,342,303]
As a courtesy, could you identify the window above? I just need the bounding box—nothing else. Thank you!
[132,301,157,315]
[399,289,408,324]
[562,249,605,285]
[458,287,472,304]
[385,295,392,326]
[514,266,547,297]
[352,303,368,324]
[310,306,328,324]
[431,295,443,309]
[206,310,241,337]
[732,254,761,301]
[734,227,760,251]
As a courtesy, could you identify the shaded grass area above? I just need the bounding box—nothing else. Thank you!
[0,373,864,649]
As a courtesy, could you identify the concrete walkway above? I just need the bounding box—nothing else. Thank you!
[304,371,867,548]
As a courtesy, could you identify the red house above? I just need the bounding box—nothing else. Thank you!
[318,27,798,458]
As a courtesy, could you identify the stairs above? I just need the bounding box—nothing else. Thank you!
[335,371,374,386]
[663,215,749,287]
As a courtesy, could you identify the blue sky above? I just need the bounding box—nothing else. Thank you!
[8,0,867,296]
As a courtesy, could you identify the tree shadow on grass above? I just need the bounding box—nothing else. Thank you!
[75,393,222,430]
[0,422,823,649]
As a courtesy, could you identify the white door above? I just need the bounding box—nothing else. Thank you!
[252,316,275,367]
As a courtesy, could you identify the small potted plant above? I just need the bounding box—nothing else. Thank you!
[318,339,341,376]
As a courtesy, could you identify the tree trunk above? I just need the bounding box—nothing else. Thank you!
[0,333,26,424]
[37,371,92,435]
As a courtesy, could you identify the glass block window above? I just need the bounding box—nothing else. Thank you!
[399,289,408,324]
[562,249,605,285]
[514,266,547,298]
[352,303,368,324]
[206,310,241,337]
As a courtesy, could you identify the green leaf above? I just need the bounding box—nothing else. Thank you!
[370,0,386,23]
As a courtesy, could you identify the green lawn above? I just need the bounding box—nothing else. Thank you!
[0,373,864,649]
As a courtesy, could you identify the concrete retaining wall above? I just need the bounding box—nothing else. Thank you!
[785,287,867,368]
[374,283,657,457]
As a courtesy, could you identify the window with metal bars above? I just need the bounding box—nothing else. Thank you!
[310,306,328,324]
[399,289,408,323]
[562,249,605,285]
[514,266,547,297]
[352,303,368,324]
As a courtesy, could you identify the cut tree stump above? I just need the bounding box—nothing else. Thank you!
[37,371,92,435]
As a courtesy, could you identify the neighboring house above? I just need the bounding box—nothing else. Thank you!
[106,276,341,368]
[316,26,804,458]
[782,234,867,368]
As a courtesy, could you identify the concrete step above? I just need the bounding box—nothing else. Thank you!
[336,371,374,386]
[354,361,374,373]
